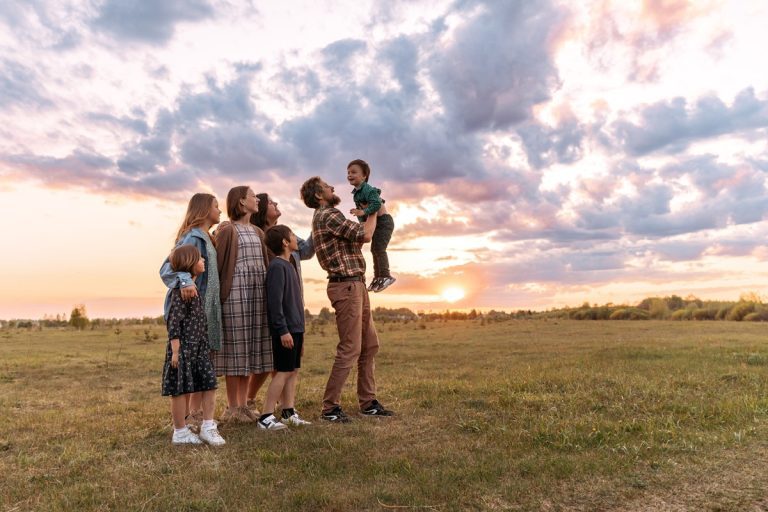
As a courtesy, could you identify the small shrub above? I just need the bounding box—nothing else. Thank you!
[727,302,756,321]
[692,308,716,321]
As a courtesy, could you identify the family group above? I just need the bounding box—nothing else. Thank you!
[158,160,397,446]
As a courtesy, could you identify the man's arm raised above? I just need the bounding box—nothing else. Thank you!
[362,212,377,243]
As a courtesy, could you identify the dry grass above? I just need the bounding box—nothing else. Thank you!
[2,320,768,511]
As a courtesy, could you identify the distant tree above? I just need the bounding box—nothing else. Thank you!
[666,295,684,311]
[318,307,334,323]
[648,298,669,320]
[69,304,90,330]
[740,291,763,304]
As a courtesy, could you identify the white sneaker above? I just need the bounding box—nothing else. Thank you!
[281,413,312,427]
[172,427,203,445]
[199,425,226,446]
[257,414,288,430]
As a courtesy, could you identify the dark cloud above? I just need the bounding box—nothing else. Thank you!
[92,0,214,44]
[321,39,367,70]
[379,36,420,97]
[279,87,483,183]
[0,59,53,110]
[116,108,175,175]
[180,124,291,176]
[177,73,259,124]
[85,112,149,135]
[5,148,112,178]
[517,119,585,168]
[613,88,768,156]
[429,0,566,132]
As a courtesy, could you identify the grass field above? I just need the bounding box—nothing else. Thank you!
[2,319,768,511]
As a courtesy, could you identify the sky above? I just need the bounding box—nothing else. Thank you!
[1,0,768,319]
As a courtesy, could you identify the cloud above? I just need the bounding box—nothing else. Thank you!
[85,112,150,135]
[177,71,261,124]
[116,108,175,175]
[613,88,768,156]
[429,0,567,132]
[321,39,367,70]
[92,0,214,44]
[516,118,585,168]
[0,59,53,110]
[180,124,292,176]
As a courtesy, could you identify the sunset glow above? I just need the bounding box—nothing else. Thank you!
[1,1,768,319]
[441,287,466,304]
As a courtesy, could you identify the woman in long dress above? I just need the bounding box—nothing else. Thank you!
[215,186,273,422]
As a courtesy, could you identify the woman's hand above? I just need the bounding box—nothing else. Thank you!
[350,208,365,217]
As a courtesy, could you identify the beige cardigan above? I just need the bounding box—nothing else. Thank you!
[214,221,269,303]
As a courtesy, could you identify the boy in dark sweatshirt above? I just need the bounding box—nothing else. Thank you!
[259,225,311,429]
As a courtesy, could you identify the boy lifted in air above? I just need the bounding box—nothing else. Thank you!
[347,159,396,292]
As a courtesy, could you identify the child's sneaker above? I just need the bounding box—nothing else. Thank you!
[199,424,226,446]
[258,414,288,430]
[281,412,312,427]
[172,427,203,445]
[367,278,380,292]
[374,276,396,292]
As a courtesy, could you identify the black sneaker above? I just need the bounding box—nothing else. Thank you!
[321,406,351,423]
[361,400,394,417]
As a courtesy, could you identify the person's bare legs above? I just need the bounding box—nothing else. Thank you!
[225,376,240,409]
[201,390,216,421]
[281,371,299,409]
[237,376,249,406]
[188,392,203,415]
[171,395,187,429]
[247,372,270,406]
[263,372,289,415]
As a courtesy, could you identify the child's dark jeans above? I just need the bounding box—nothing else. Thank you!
[372,214,394,278]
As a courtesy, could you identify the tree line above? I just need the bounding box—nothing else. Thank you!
[2,294,767,329]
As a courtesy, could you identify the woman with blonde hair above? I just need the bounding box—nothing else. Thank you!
[159,192,224,429]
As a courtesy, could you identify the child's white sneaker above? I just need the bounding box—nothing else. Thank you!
[281,413,312,427]
[199,425,226,446]
[172,427,203,445]
[258,414,288,430]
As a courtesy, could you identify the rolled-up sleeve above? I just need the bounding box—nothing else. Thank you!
[325,209,365,242]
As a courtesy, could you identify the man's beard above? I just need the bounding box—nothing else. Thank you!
[328,194,341,207]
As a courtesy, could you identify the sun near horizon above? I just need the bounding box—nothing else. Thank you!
[441,287,466,303]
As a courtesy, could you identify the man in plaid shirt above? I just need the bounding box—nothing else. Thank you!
[300,176,395,422]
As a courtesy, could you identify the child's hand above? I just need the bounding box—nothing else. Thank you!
[280,333,294,349]
[350,208,364,217]
[181,285,198,301]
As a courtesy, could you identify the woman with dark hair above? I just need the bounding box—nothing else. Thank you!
[245,193,315,410]
[214,186,272,423]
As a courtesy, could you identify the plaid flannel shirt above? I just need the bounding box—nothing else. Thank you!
[312,206,367,277]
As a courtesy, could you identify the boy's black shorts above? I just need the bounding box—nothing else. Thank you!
[272,332,303,372]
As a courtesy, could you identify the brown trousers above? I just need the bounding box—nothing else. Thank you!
[322,281,379,413]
